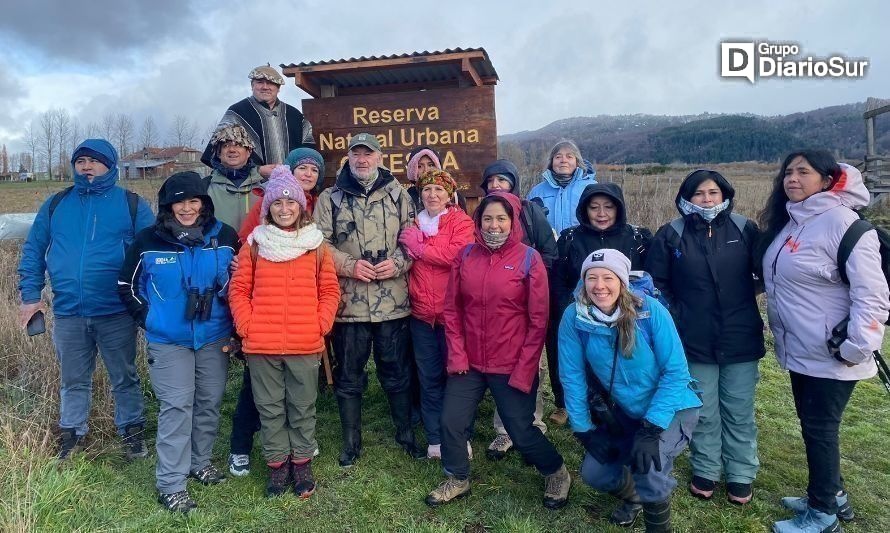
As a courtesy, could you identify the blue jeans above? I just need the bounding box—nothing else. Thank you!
[580,408,699,503]
[53,312,145,436]
[410,317,447,445]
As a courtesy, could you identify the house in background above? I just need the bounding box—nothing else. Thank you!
[121,146,204,179]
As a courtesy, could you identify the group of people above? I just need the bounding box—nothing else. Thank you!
[17,64,889,533]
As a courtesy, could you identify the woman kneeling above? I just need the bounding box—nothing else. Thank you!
[558,249,701,532]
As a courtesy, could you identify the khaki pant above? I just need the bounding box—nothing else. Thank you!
[248,354,320,463]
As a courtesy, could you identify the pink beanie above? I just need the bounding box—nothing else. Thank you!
[261,165,307,220]
[406,148,442,183]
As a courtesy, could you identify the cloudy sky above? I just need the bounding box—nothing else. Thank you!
[0,0,886,156]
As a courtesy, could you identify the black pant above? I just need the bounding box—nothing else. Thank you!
[790,371,857,515]
[229,365,261,455]
[544,317,565,409]
[441,370,563,479]
[332,318,411,399]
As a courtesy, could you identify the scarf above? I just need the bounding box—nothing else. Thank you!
[161,216,205,246]
[248,222,324,262]
[552,172,574,188]
[678,198,730,222]
[482,231,509,250]
[575,301,622,328]
[353,169,379,192]
[211,158,256,187]
[418,209,447,237]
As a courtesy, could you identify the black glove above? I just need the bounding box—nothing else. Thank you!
[574,427,614,463]
[630,420,663,474]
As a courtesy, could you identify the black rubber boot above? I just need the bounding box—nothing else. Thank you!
[387,391,426,459]
[608,466,643,527]
[337,396,362,467]
[642,500,671,533]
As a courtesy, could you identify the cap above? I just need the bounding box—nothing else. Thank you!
[348,132,382,153]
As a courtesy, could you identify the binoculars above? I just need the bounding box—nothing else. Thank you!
[362,249,388,266]
[185,287,215,321]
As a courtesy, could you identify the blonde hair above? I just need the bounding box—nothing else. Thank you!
[579,283,643,357]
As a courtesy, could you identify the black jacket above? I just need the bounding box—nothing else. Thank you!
[519,199,558,270]
[645,172,765,365]
[553,182,653,316]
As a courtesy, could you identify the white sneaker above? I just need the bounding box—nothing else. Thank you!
[227,453,250,477]
[427,444,442,459]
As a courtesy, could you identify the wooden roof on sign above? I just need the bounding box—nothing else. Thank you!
[281,47,498,97]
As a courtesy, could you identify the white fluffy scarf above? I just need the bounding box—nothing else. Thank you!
[248,223,324,262]
[417,208,448,237]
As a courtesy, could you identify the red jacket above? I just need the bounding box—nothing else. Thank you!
[408,208,475,325]
[443,192,549,393]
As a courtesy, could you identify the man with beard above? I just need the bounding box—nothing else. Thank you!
[201,65,314,178]
[314,133,424,467]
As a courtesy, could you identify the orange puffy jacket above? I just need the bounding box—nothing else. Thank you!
[229,241,340,355]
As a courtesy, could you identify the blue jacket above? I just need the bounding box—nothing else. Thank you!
[118,218,238,350]
[557,295,701,432]
[18,140,154,317]
[527,165,596,234]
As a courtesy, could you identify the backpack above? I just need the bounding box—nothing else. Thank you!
[48,185,139,229]
[628,271,670,311]
[836,216,890,324]
[669,212,748,244]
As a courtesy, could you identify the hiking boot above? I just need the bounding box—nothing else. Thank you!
[643,500,672,533]
[548,408,568,426]
[782,492,855,522]
[427,444,442,459]
[425,476,471,506]
[543,464,571,510]
[266,461,291,497]
[158,490,197,513]
[773,506,843,533]
[689,475,716,500]
[292,460,316,499]
[486,433,513,460]
[610,500,643,527]
[122,423,148,460]
[57,428,83,460]
[228,453,250,476]
[189,464,226,485]
[727,482,754,505]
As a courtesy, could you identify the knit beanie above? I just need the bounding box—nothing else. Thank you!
[417,169,458,197]
[406,147,442,183]
[284,147,325,178]
[261,165,307,220]
[580,249,631,288]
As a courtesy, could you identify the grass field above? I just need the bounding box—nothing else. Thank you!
[1,166,889,532]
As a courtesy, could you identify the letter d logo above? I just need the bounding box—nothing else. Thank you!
[721,42,755,83]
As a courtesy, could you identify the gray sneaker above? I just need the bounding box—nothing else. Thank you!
[781,492,854,522]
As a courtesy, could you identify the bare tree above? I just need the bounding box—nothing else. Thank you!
[115,113,134,161]
[169,115,198,148]
[10,152,21,174]
[68,118,81,160]
[21,152,33,173]
[39,111,56,180]
[139,116,159,151]
[1,144,8,175]
[101,112,116,140]
[25,121,39,174]
[85,121,101,138]
[53,108,72,180]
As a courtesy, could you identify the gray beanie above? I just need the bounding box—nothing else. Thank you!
[580,249,630,288]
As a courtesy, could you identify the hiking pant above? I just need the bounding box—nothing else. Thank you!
[688,360,760,483]
[442,370,563,480]
[332,318,411,398]
[493,355,547,436]
[53,312,145,436]
[410,317,447,445]
[148,338,229,493]
[580,408,699,503]
[790,371,857,515]
[248,354,320,464]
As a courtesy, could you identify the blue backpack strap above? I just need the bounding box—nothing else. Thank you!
[668,217,685,239]
[461,243,475,261]
[520,246,535,278]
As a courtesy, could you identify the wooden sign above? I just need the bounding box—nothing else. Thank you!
[302,86,496,196]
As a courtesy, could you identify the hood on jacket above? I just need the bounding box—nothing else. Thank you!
[406,146,442,183]
[576,182,627,230]
[480,159,519,193]
[674,169,736,216]
[71,138,119,194]
[786,163,871,219]
[541,163,597,188]
[157,171,214,212]
[474,191,525,250]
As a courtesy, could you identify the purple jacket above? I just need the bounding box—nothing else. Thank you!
[763,164,889,380]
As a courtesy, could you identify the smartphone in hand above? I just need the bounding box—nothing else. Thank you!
[27,310,46,336]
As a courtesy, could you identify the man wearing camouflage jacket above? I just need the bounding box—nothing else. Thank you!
[314,133,425,466]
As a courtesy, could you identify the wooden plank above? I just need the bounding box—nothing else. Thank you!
[462,58,482,87]
[303,86,497,197]
[283,51,486,75]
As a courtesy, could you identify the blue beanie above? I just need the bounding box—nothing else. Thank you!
[71,138,117,170]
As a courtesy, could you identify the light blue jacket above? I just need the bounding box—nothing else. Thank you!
[557,295,701,432]
[527,165,596,234]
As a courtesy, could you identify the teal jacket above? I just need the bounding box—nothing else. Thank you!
[557,295,701,432]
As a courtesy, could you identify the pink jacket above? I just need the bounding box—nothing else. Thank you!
[763,164,889,380]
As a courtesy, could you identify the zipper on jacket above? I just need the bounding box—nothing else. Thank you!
[771,234,794,367]
[78,194,93,316]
